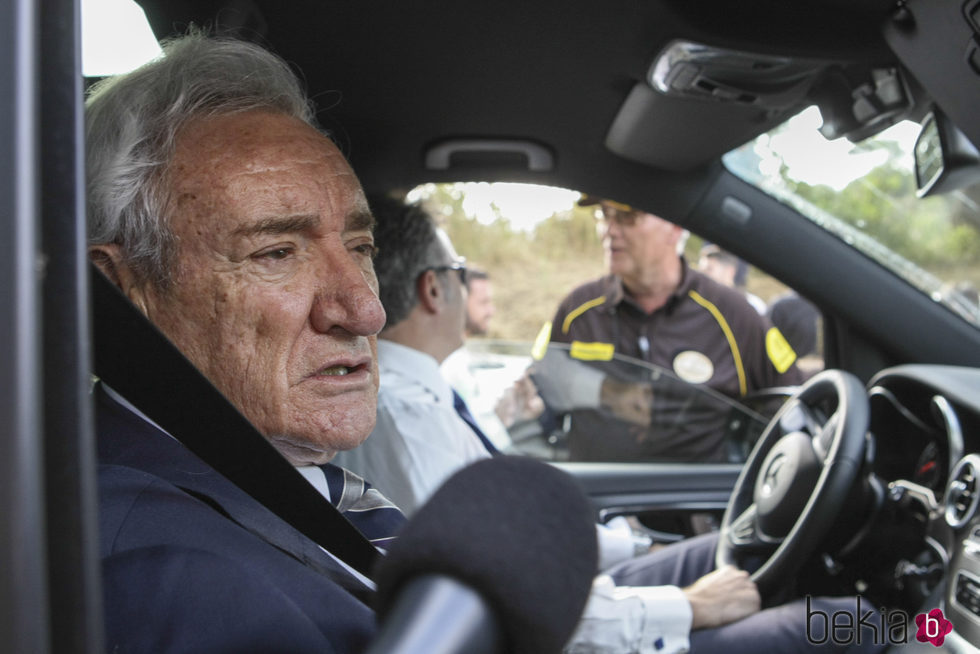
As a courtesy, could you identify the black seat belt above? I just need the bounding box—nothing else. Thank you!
[90,263,380,579]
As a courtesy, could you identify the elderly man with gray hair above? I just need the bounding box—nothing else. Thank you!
[87,32,396,652]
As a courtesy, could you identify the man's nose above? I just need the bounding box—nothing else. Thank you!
[604,218,626,237]
[310,247,386,336]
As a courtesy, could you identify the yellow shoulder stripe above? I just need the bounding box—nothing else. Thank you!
[687,290,747,396]
[561,295,606,335]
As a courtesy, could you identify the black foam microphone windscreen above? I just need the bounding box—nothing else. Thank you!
[373,456,598,654]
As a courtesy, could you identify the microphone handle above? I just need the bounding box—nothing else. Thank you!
[366,574,503,654]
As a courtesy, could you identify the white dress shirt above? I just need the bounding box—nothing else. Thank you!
[440,345,514,450]
[334,340,491,515]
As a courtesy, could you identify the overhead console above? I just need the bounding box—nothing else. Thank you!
[605,37,919,171]
[604,40,819,171]
[647,40,822,109]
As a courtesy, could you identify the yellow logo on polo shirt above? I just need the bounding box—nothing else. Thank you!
[673,350,714,384]
[569,341,615,361]
[766,327,797,373]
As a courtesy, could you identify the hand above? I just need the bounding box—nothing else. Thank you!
[495,374,544,426]
[682,565,760,630]
[599,378,653,426]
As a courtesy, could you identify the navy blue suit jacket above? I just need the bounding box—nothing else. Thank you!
[96,386,379,653]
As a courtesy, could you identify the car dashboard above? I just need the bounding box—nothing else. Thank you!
[866,364,980,649]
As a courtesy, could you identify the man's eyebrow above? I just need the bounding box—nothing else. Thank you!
[233,215,320,237]
[346,209,375,233]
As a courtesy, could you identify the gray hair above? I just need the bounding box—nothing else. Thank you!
[85,30,317,288]
[370,196,450,328]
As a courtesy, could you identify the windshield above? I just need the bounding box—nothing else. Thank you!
[723,106,980,327]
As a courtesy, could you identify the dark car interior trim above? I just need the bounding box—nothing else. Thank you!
[1,0,52,651]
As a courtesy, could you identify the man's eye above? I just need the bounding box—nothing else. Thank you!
[255,247,294,261]
[354,243,378,258]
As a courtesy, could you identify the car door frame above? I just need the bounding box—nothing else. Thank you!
[1,0,104,652]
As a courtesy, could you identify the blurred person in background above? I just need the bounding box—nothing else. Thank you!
[697,243,766,315]
[464,268,495,337]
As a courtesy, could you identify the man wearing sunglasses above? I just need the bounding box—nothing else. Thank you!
[334,196,494,514]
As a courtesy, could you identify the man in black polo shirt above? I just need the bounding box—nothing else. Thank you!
[538,197,801,462]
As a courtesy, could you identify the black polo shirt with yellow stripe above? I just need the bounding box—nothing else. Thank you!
[545,261,802,462]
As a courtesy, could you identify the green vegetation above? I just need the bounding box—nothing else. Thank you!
[415,183,606,340]
[788,162,980,273]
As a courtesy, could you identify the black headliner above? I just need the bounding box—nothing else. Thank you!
[135,0,901,211]
[121,0,980,373]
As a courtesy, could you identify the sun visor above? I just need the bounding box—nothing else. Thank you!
[604,83,798,172]
[605,41,821,171]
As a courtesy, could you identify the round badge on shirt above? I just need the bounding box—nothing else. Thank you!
[672,350,714,384]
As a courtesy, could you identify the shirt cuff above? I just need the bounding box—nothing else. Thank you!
[567,576,692,654]
[623,583,692,654]
[595,518,636,570]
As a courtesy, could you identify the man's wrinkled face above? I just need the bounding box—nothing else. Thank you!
[140,111,386,465]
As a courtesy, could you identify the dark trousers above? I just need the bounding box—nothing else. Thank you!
[605,533,887,653]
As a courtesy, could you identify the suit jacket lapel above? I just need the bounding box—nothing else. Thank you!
[95,384,374,601]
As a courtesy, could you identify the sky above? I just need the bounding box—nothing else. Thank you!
[458,183,580,232]
[81,0,160,77]
[758,107,919,191]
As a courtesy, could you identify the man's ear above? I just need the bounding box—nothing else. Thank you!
[415,269,442,314]
[88,244,151,316]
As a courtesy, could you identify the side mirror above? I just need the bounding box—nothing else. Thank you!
[914,109,980,197]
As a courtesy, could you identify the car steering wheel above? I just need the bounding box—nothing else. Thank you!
[715,369,869,596]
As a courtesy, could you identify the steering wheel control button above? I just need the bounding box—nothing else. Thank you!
[955,573,980,617]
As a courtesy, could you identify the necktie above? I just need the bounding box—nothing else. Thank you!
[318,463,406,550]
[452,388,499,455]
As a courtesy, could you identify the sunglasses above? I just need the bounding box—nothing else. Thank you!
[426,259,468,287]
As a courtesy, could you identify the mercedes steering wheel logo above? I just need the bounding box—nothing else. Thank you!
[762,454,785,497]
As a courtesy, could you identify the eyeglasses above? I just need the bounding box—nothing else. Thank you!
[595,202,642,226]
[426,259,468,287]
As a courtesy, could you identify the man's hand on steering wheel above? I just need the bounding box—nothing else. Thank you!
[683,565,761,630]
[716,370,870,597]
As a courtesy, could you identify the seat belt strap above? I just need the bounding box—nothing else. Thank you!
[90,263,380,578]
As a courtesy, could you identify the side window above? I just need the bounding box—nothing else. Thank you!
[410,182,823,464]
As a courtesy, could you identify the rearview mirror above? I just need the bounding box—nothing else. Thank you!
[915,109,980,197]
